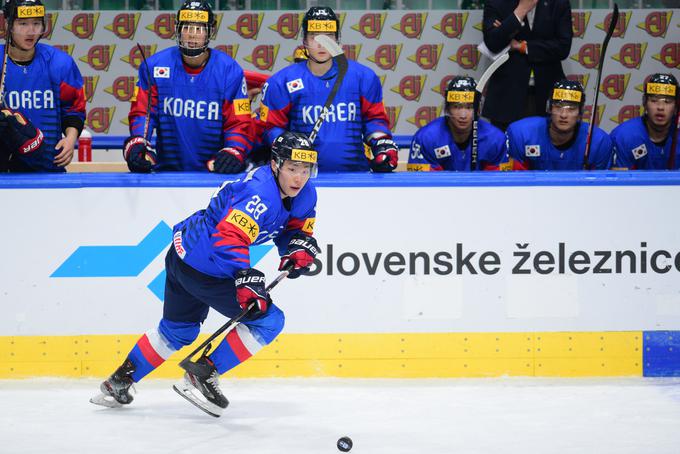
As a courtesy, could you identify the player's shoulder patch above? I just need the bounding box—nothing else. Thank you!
[286,78,304,93]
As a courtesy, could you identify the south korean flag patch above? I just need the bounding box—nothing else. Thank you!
[286,78,304,93]
[434,145,451,159]
[525,145,541,157]
[154,66,170,78]
[632,144,648,160]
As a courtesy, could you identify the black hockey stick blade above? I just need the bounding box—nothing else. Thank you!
[308,35,348,144]
[177,268,292,372]
[584,4,619,168]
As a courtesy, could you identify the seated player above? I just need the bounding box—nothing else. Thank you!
[506,79,613,170]
[124,0,253,173]
[610,73,679,170]
[261,6,398,173]
[407,76,508,171]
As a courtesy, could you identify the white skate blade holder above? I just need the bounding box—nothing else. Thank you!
[173,380,224,418]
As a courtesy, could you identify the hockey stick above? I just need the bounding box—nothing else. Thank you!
[307,34,348,145]
[0,26,11,107]
[473,51,509,170]
[667,104,679,170]
[584,3,619,169]
[177,267,292,372]
[136,43,153,142]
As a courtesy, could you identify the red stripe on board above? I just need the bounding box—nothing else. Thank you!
[137,334,165,368]
[225,329,252,363]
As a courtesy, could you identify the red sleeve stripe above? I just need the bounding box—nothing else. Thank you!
[360,96,390,127]
[221,100,254,151]
[265,103,292,129]
[59,81,86,114]
[286,218,305,231]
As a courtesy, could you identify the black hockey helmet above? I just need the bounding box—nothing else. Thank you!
[2,0,46,38]
[548,79,586,114]
[175,0,216,58]
[643,73,679,104]
[271,131,318,178]
[445,76,479,115]
[302,6,340,42]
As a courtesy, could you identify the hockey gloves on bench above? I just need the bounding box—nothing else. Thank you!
[208,147,246,174]
[235,268,271,316]
[369,137,399,173]
[279,233,319,279]
[123,136,157,173]
[0,108,44,155]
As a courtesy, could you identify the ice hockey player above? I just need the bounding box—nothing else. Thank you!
[0,0,85,172]
[407,76,508,171]
[124,0,253,173]
[610,73,679,170]
[506,79,613,170]
[91,131,319,417]
[261,6,398,172]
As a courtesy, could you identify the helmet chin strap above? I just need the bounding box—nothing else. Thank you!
[302,44,331,65]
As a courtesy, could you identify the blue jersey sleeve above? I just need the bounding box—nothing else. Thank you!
[407,127,441,171]
[359,67,391,142]
[261,72,291,146]
[588,127,613,170]
[273,184,318,255]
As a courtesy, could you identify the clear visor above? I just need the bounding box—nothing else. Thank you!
[177,23,210,48]
[277,159,318,179]
[11,18,45,34]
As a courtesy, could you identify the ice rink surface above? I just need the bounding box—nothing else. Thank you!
[1,377,680,454]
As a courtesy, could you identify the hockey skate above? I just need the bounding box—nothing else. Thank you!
[90,358,136,408]
[173,356,229,417]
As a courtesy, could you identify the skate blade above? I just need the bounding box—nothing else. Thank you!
[90,392,124,408]
[172,383,223,418]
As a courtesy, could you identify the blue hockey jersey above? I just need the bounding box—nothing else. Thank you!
[0,43,85,172]
[261,60,391,172]
[506,116,613,170]
[129,47,253,171]
[172,165,317,278]
[610,116,680,170]
[407,117,507,171]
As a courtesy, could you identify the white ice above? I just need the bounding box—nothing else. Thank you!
[1,377,680,454]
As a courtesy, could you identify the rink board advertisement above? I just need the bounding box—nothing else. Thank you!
[0,9,677,138]
[1,173,679,378]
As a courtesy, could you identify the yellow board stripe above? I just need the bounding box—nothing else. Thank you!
[0,331,642,379]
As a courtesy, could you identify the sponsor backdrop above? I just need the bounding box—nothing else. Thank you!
[0,9,678,138]
[1,173,679,378]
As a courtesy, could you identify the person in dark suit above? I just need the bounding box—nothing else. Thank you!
[481,0,573,130]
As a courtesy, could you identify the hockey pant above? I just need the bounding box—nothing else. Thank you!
[126,247,285,382]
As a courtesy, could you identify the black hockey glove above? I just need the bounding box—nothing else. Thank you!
[369,137,399,173]
[123,136,157,173]
[209,147,246,174]
[235,268,271,317]
[0,108,45,155]
[279,233,319,279]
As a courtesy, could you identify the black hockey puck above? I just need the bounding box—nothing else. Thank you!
[337,436,353,452]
